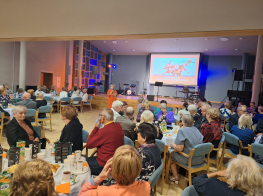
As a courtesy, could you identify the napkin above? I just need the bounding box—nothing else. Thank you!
[84,162,88,167]
[56,182,70,194]
[2,153,6,159]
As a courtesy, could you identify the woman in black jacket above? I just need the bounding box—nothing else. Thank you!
[34,91,47,118]
[6,105,39,147]
[60,105,83,152]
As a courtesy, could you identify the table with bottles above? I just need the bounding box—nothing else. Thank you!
[160,125,180,148]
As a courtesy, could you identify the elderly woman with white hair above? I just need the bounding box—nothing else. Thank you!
[157,103,174,125]
[169,115,204,183]
[82,88,89,102]
[188,104,200,122]
[6,105,39,147]
[193,155,263,196]
[111,100,123,121]
[230,114,254,156]
[71,90,81,104]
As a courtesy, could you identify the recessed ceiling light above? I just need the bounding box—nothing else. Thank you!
[220,37,229,41]
[205,49,209,51]
[175,39,179,41]
[235,48,239,51]
[132,49,135,52]
[113,49,115,51]
[103,41,106,43]
[125,41,128,43]
[205,38,210,41]
[149,40,152,42]
[239,38,243,40]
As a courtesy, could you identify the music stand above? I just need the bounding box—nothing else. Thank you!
[155,82,163,102]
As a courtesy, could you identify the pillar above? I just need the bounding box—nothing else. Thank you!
[239,53,248,91]
[65,41,70,88]
[19,41,26,89]
[77,40,83,88]
[251,35,263,105]
[108,53,113,89]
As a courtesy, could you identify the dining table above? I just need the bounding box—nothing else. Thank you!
[3,151,91,196]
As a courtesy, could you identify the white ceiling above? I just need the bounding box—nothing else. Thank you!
[90,36,258,56]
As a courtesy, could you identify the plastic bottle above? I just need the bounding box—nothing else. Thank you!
[162,117,167,134]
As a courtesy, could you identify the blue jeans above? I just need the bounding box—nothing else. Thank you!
[86,156,103,175]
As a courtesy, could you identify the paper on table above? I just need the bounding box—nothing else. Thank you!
[84,162,88,167]
[56,182,70,194]
[2,153,6,159]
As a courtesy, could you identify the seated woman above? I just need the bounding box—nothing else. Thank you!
[35,91,47,118]
[252,106,263,124]
[193,155,263,196]
[6,105,39,147]
[140,110,163,140]
[44,88,55,105]
[169,115,204,183]
[177,102,190,122]
[119,101,128,116]
[200,108,222,157]
[27,89,36,100]
[154,100,169,116]
[59,105,83,152]
[71,90,81,104]
[10,159,58,196]
[79,145,150,196]
[137,96,144,113]
[230,114,254,156]
[136,122,162,181]
[136,99,154,122]
[0,87,11,103]
[157,103,174,125]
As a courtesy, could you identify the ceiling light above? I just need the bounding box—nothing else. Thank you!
[125,41,128,43]
[149,40,152,42]
[112,40,119,44]
[239,38,243,40]
[175,39,179,41]
[132,50,135,52]
[205,38,210,41]
[205,49,209,51]
[113,49,115,51]
[103,41,106,43]
[220,37,229,41]
[235,48,239,51]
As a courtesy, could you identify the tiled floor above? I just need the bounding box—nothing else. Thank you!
[1,108,220,196]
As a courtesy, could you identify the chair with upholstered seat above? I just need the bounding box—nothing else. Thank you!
[0,112,10,144]
[60,97,72,113]
[37,106,53,132]
[225,123,230,132]
[165,143,213,186]
[248,144,263,169]
[150,106,157,112]
[71,97,82,112]
[206,135,225,171]
[149,163,164,196]
[181,185,202,196]
[44,96,59,113]
[82,95,92,112]
[224,132,246,158]
[32,126,50,143]
[167,106,173,111]
[124,136,134,147]
[26,109,38,126]
[82,129,89,157]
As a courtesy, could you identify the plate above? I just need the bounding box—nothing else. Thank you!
[71,166,89,174]
[60,175,79,185]
[52,164,64,177]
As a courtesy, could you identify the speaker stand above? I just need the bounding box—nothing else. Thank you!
[156,86,160,102]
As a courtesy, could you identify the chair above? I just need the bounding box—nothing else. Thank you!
[220,114,226,129]
[71,97,82,112]
[82,95,93,112]
[0,112,10,144]
[60,97,72,113]
[32,126,50,143]
[165,143,213,186]
[124,136,134,147]
[82,129,89,157]
[206,135,226,171]
[225,123,230,132]
[150,106,157,112]
[26,109,38,126]
[37,106,53,132]
[181,185,201,196]
[149,163,164,196]
[167,106,173,111]
[248,144,263,169]
[43,96,53,106]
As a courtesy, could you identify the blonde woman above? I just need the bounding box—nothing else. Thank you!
[136,99,154,122]
[107,84,117,108]
[10,159,58,196]
[71,90,80,104]
[193,155,263,196]
[79,145,150,196]
[200,108,222,157]
[230,114,254,156]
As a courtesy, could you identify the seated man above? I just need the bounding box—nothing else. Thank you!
[219,102,231,119]
[50,85,57,96]
[3,83,13,94]
[228,105,247,130]
[188,104,200,122]
[115,106,136,141]
[111,100,123,121]
[16,88,25,99]
[14,92,37,122]
[194,104,211,130]
[247,101,258,114]
[86,108,124,175]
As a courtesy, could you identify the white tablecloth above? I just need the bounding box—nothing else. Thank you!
[4,108,13,120]
[53,96,61,102]
[161,131,177,148]
[4,152,91,196]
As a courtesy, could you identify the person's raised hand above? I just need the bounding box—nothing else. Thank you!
[217,170,226,177]
[96,118,101,128]
[95,158,113,183]
[34,137,39,142]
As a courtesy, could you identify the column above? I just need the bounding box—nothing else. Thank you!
[251,35,263,105]
[239,53,248,91]
[77,40,83,88]
[108,53,113,89]
[19,41,26,89]
[65,41,70,88]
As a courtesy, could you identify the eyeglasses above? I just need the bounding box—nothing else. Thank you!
[99,114,106,117]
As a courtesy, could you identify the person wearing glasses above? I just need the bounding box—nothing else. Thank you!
[86,108,124,175]
[228,105,247,130]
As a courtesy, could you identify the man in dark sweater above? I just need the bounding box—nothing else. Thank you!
[228,105,247,130]
[86,108,124,175]
[194,104,211,130]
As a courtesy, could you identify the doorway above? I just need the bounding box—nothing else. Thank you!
[41,72,53,89]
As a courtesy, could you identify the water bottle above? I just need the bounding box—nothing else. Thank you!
[2,100,7,109]
[174,107,178,115]
[14,93,16,99]
[162,117,167,134]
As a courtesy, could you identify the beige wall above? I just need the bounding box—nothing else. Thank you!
[0,0,263,40]
[26,41,66,91]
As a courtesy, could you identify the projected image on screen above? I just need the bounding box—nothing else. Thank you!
[149,54,200,86]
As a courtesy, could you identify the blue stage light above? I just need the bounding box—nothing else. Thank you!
[112,64,117,69]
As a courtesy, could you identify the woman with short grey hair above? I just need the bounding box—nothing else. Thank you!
[157,103,174,125]
[168,115,204,184]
